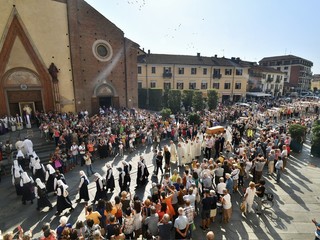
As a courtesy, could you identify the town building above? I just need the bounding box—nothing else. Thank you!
[0,0,139,117]
[311,74,320,92]
[259,55,313,94]
[137,53,249,103]
[248,66,285,97]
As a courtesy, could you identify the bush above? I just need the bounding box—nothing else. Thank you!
[289,124,306,153]
[192,91,204,112]
[182,90,194,111]
[188,112,201,125]
[168,90,181,114]
[138,88,148,109]
[311,120,320,157]
[288,124,306,141]
[160,108,172,120]
[149,89,163,111]
[207,89,219,110]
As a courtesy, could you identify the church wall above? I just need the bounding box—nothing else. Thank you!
[67,0,138,114]
[0,0,75,113]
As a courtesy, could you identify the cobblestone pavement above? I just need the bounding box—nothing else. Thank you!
[0,125,319,239]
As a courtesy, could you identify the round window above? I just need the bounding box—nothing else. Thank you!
[92,40,113,62]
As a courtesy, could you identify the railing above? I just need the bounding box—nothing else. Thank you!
[162,72,172,78]
[213,73,222,79]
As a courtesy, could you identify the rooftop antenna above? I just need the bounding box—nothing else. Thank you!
[285,48,287,55]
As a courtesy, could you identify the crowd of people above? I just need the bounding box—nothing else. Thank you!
[1,98,319,240]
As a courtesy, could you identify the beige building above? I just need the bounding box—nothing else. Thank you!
[311,74,320,91]
[137,53,249,103]
[248,66,285,97]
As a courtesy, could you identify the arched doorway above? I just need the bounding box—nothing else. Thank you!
[92,81,119,113]
[2,68,44,116]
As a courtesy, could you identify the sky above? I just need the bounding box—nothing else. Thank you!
[86,0,320,73]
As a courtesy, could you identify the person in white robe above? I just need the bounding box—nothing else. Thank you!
[194,136,202,158]
[169,140,178,164]
[177,142,185,166]
[184,139,191,164]
[23,137,33,157]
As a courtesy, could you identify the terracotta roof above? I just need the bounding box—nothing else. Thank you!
[137,53,248,67]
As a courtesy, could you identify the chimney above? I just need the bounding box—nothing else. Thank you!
[214,54,217,58]
[197,52,200,57]
[231,57,235,60]
[148,49,150,54]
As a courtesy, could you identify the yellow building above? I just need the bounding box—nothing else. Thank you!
[137,53,249,103]
[311,74,320,91]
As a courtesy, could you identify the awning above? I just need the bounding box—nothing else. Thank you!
[246,92,272,97]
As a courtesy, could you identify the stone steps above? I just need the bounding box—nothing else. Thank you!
[1,141,55,175]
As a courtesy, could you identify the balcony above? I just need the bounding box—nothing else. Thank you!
[213,73,222,79]
[163,72,172,78]
[267,77,274,82]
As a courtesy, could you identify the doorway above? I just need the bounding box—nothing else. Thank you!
[99,97,112,108]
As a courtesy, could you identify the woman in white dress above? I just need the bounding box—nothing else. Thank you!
[243,181,256,213]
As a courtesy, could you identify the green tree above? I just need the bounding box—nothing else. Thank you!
[182,90,194,111]
[167,89,181,113]
[192,91,204,111]
[138,88,148,109]
[162,89,169,108]
[160,108,172,120]
[207,89,219,110]
[188,112,201,125]
[149,88,163,111]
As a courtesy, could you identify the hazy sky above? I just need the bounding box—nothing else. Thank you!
[86,0,320,73]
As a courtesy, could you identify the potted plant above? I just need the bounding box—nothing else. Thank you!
[289,124,306,153]
[311,120,320,157]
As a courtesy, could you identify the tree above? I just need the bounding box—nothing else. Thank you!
[207,89,219,110]
[167,89,181,113]
[160,108,172,120]
[182,90,194,111]
[149,89,163,111]
[162,89,169,108]
[192,91,204,112]
[138,88,148,109]
[188,112,201,125]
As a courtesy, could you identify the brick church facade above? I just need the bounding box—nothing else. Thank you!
[0,0,139,117]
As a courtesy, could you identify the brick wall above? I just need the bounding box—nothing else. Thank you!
[67,0,138,114]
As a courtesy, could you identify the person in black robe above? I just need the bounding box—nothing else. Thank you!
[54,170,66,192]
[77,170,89,202]
[118,168,126,193]
[20,172,34,205]
[136,158,148,187]
[11,160,23,195]
[45,164,56,194]
[55,180,73,215]
[122,161,132,191]
[35,178,52,211]
[92,173,106,204]
[33,157,46,182]
[105,164,115,193]
[98,140,108,159]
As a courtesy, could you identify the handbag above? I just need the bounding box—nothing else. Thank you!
[240,201,246,213]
